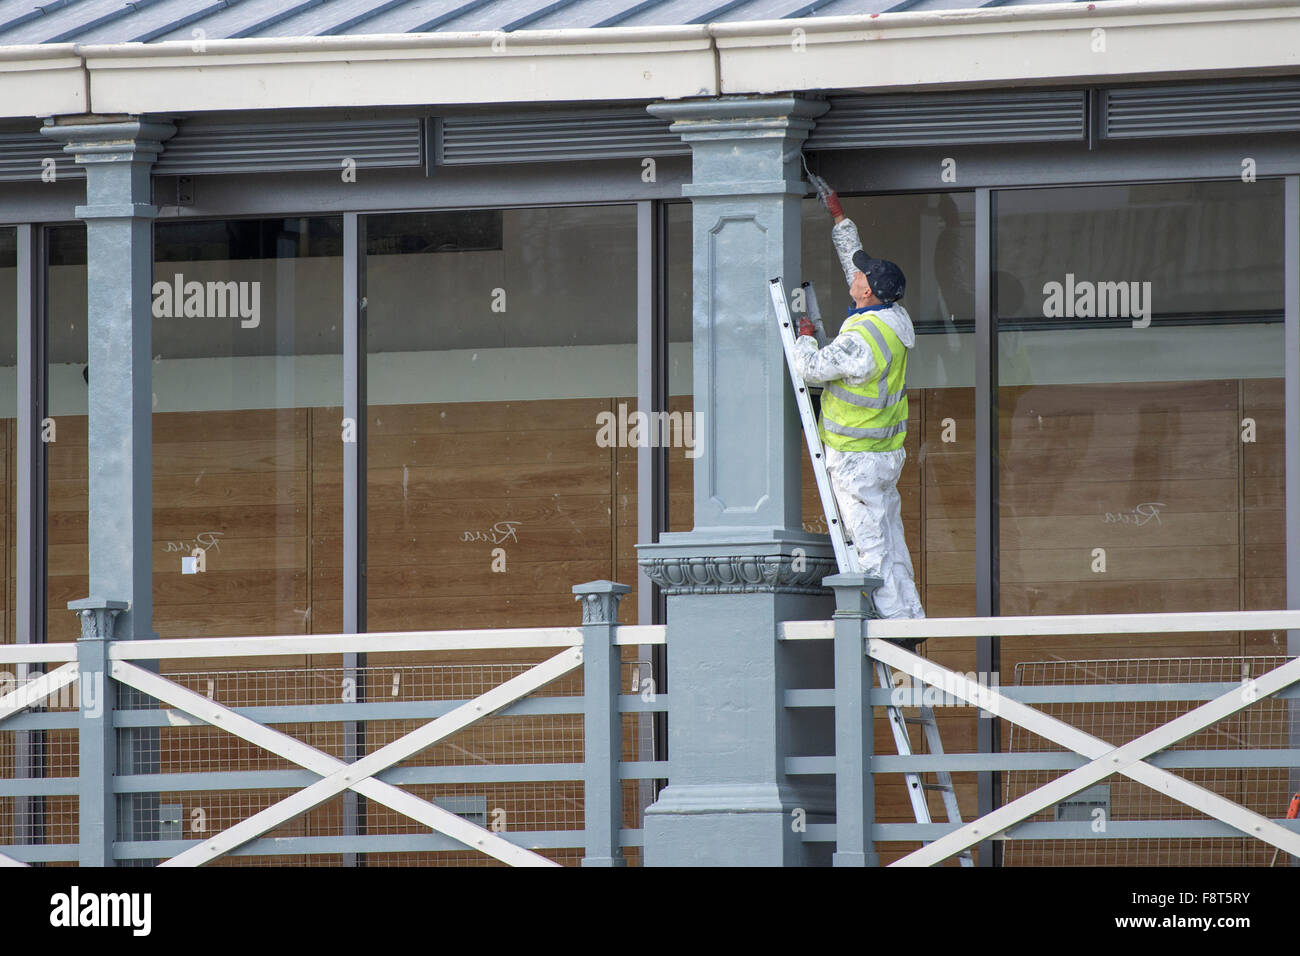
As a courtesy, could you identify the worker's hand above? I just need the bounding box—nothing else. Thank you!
[823,189,844,221]
[797,317,817,338]
[812,174,844,220]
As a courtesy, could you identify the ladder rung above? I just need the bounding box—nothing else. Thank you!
[921,783,954,793]
[903,716,937,726]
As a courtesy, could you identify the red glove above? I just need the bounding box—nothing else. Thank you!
[823,189,844,221]
[811,173,844,220]
[797,317,817,338]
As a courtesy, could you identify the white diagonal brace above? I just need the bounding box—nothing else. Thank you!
[112,649,581,867]
[0,664,80,868]
[870,640,1300,866]
[0,662,79,724]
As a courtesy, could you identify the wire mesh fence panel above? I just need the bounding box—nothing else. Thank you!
[0,794,79,848]
[1003,655,1295,866]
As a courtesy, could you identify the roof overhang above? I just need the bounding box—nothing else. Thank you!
[0,0,1296,120]
[0,43,86,118]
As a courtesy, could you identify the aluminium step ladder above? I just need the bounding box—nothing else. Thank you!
[769,276,973,868]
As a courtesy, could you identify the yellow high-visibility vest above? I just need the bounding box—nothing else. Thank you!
[818,310,909,453]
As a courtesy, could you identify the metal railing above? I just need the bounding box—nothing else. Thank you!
[781,576,1300,867]
[0,580,666,867]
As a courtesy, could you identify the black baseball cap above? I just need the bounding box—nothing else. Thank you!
[851,250,906,303]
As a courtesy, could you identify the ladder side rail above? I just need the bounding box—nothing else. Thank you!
[768,278,858,574]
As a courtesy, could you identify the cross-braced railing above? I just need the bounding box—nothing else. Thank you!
[782,574,1300,867]
[0,580,666,867]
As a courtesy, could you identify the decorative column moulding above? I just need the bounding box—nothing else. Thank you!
[67,599,128,641]
[573,580,633,625]
[639,553,837,595]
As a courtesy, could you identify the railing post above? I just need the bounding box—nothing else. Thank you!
[574,579,632,867]
[825,573,881,867]
[68,598,126,868]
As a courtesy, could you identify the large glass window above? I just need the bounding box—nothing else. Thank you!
[993,179,1288,866]
[151,217,344,641]
[802,193,978,622]
[362,205,638,631]
[46,225,86,647]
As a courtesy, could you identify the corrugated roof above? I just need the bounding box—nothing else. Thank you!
[0,0,1086,43]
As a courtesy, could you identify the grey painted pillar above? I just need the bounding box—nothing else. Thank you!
[43,117,174,867]
[574,580,632,867]
[638,94,837,866]
[826,573,881,867]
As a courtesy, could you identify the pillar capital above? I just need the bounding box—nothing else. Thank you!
[572,580,632,625]
[824,572,885,619]
[647,93,828,136]
[67,598,129,641]
[648,94,828,201]
[40,116,176,161]
[42,116,175,218]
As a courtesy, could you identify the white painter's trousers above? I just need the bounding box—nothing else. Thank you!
[826,445,925,619]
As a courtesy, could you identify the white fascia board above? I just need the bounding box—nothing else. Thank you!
[78,28,717,115]
[714,0,1300,95]
[0,44,86,118]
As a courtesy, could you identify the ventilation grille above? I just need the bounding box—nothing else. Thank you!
[436,106,688,165]
[155,118,424,175]
[806,90,1087,149]
[1104,79,1300,139]
[0,131,83,182]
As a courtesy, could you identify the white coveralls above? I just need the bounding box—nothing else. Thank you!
[791,218,925,620]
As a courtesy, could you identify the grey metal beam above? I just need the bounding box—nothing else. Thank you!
[0,181,80,225]
[871,748,1300,772]
[864,682,1300,705]
[1286,174,1299,842]
[636,200,661,632]
[14,222,47,849]
[343,210,367,866]
[152,159,691,220]
[875,819,1300,842]
[812,136,1300,192]
[635,200,658,814]
[106,692,666,726]
[15,222,45,649]
[974,185,1000,868]
[103,758,673,795]
[111,829,594,861]
[635,199,670,805]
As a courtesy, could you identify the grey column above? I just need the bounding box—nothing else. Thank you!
[638,94,837,866]
[43,117,174,867]
[574,579,632,867]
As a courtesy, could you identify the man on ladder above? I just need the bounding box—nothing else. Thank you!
[792,179,925,622]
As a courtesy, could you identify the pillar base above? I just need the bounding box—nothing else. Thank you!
[643,783,831,867]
